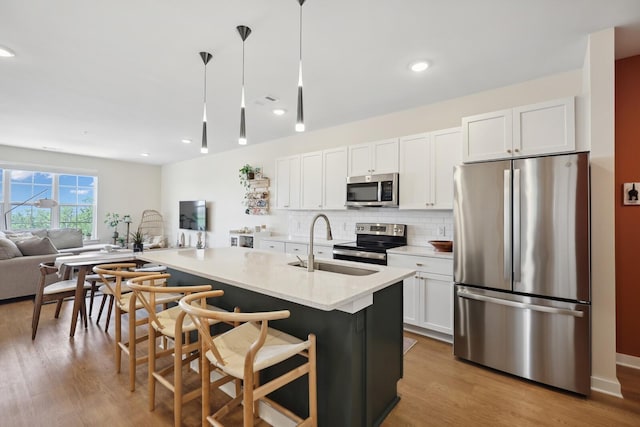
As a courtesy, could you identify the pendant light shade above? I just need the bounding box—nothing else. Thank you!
[199,51,213,154]
[295,0,307,132]
[237,25,252,145]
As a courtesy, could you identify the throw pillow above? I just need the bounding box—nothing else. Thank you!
[5,231,36,242]
[15,236,59,256]
[0,237,23,260]
[47,228,83,249]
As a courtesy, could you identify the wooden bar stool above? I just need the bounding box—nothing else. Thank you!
[179,291,318,427]
[92,263,181,392]
[128,275,230,427]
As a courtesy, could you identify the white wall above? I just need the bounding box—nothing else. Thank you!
[585,28,620,397]
[161,69,582,248]
[0,145,161,241]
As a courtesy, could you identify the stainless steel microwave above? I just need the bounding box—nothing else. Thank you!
[346,173,399,208]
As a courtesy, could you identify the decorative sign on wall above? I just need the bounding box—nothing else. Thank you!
[623,182,640,205]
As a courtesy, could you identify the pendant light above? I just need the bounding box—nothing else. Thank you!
[295,0,306,132]
[237,25,252,145]
[199,51,213,154]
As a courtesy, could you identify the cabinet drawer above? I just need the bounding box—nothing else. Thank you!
[285,242,308,255]
[259,240,285,252]
[388,254,453,276]
[313,244,333,260]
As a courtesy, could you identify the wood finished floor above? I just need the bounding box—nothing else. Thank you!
[1,298,639,427]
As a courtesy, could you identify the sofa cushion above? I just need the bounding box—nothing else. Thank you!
[0,238,23,260]
[47,228,83,249]
[15,236,59,256]
[5,231,36,242]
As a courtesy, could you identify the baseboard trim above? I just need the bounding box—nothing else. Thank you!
[616,352,640,369]
[590,375,622,397]
[403,324,453,344]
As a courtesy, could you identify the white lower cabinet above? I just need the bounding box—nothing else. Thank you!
[388,253,453,342]
[313,243,333,260]
[285,242,307,256]
[259,240,285,253]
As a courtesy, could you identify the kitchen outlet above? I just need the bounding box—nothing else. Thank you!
[437,225,446,237]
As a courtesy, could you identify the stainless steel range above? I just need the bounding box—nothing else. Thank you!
[333,223,407,265]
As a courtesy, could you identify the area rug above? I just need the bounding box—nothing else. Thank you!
[403,337,417,355]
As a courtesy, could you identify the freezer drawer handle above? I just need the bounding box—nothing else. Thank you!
[456,290,585,318]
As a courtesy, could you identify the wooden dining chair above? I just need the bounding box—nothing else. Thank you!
[179,291,318,427]
[92,263,181,392]
[32,262,91,340]
[127,275,231,427]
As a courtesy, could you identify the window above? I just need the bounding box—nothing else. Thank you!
[1,168,97,236]
[59,175,96,238]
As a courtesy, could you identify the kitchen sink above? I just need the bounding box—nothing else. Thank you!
[288,261,377,276]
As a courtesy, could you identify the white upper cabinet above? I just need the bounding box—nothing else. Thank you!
[275,155,301,209]
[298,147,347,210]
[348,138,399,176]
[322,147,348,210]
[301,151,323,209]
[462,97,575,163]
[399,127,462,210]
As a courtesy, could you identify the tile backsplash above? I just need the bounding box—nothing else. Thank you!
[283,209,453,246]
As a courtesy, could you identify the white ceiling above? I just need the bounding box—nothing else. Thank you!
[1,0,640,165]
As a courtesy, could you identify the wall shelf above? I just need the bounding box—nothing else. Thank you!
[244,178,270,215]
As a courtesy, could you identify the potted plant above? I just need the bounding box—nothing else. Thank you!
[104,212,121,244]
[239,164,255,188]
[130,230,145,253]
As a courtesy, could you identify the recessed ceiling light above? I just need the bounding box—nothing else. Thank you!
[410,61,429,72]
[140,153,150,157]
[181,139,192,144]
[0,46,15,57]
[273,108,286,116]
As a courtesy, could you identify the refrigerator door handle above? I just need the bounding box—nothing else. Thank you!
[456,289,585,318]
[503,170,511,282]
[513,168,521,283]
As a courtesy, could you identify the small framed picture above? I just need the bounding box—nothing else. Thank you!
[623,182,640,205]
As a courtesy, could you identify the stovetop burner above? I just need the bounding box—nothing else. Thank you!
[333,223,407,265]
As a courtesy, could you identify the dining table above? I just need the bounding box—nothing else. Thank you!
[55,249,140,337]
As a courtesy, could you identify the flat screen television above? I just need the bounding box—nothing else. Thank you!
[179,200,207,231]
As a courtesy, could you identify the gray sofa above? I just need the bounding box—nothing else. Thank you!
[0,228,104,301]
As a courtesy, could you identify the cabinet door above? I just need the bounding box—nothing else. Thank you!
[462,109,513,162]
[399,134,431,209]
[275,156,301,209]
[513,97,575,157]
[323,147,347,209]
[419,273,453,335]
[347,143,372,176]
[372,138,399,174]
[431,127,462,209]
[402,275,421,326]
[301,151,323,210]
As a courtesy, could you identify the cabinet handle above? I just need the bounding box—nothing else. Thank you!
[514,148,520,153]
[506,149,512,153]
[318,205,322,208]
[284,205,289,208]
[416,263,424,267]
[269,245,274,248]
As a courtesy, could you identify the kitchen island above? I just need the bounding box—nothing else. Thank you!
[138,247,414,427]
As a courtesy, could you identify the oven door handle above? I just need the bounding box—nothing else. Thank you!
[332,248,387,260]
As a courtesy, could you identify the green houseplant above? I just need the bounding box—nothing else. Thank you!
[239,164,255,188]
[130,230,145,252]
[104,212,121,244]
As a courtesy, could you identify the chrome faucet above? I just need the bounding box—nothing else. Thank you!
[308,213,333,272]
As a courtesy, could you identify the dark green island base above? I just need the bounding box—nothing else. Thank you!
[170,269,403,427]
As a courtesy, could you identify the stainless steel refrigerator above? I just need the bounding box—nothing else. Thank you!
[452,152,591,395]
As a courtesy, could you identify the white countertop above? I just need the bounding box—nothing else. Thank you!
[260,235,353,246]
[138,247,413,314]
[387,245,454,259]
